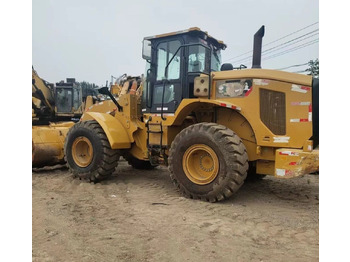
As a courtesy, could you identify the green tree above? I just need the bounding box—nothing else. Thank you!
[77,81,99,98]
[306,59,319,78]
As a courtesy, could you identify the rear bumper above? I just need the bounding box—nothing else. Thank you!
[274,148,319,178]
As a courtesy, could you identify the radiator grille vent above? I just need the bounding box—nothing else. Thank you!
[260,89,286,135]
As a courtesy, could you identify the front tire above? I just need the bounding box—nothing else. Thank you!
[168,123,248,202]
[64,120,120,182]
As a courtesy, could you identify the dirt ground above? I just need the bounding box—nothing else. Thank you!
[32,160,319,262]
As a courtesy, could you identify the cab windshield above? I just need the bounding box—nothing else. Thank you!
[188,45,210,73]
[188,45,222,73]
[211,49,221,71]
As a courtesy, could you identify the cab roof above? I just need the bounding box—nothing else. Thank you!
[144,27,227,50]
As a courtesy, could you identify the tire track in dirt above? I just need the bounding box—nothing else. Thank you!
[33,160,318,262]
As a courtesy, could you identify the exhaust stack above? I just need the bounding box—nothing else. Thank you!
[252,25,265,69]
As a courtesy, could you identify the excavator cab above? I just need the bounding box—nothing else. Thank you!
[32,71,86,123]
[141,27,226,114]
[55,78,82,116]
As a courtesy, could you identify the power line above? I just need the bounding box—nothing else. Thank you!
[223,21,319,62]
[239,39,318,68]
[275,62,308,70]
[229,55,252,65]
[229,36,319,66]
[263,22,319,47]
[292,70,308,74]
[228,29,318,64]
[262,30,318,55]
[225,23,319,62]
[263,39,319,61]
[229,30,319,65]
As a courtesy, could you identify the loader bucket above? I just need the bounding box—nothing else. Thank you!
[32,122,74,167]
[32,141,66,167]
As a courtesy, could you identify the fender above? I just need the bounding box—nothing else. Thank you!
[82,112,132,149]
[169,98,242,126]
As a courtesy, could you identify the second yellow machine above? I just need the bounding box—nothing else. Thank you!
[32,67,95,167]
[64,26,319,202]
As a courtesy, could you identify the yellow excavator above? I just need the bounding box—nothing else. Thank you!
[32,67,95,167]
[63,26,319,202]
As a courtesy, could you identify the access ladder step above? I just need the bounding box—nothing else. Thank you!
[147,130,163,134]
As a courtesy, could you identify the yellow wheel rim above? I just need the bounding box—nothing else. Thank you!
[182,144,219,185]
[72,136,94,167]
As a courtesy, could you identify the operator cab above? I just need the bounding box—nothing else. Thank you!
[55,78,82,115]
[141,27,226,114]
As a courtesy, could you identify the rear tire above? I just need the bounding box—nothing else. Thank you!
[168,123,248,202]
[64,120,120,182]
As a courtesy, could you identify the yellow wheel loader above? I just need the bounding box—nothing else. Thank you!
[32,67,96,167]
[64,26,319,202]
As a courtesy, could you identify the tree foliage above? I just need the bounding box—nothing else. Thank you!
[77,81,99,98]
[306,59,319,78]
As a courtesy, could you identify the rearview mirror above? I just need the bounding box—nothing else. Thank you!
[142,39,151,60]
[97,86,123,112]
[98,86,109,95]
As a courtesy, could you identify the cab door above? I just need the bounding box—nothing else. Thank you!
[151,39,183,114]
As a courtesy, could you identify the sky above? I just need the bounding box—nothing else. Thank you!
[32,0,319,85]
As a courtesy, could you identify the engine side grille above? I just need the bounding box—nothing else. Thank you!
[260,89,286,135]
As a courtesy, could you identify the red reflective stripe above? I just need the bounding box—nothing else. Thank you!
[219,103,240,110]
[289,162,297,166]
[300,119,309,122]
[301,86,311,91]
[245,87,253,97]
[279,152,292,156]
[309,104,312,112]
[279,152,297,156]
